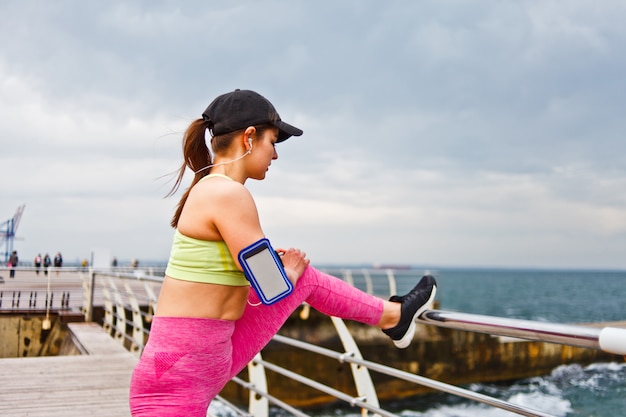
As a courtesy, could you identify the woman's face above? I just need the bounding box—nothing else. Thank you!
[247,127,280,180]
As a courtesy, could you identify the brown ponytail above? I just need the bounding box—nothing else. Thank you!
[166,119,211,228]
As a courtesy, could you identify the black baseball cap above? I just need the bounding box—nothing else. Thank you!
[202,89,303,142]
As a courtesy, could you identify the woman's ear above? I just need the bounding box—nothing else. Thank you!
[243,126,256,151]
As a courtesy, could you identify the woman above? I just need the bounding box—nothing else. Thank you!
[129,89,437,416]
[8,250,18,278]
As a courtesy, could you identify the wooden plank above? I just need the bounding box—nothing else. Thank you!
[67,322,130,355]
[0,323,138,417]
[0,354,137,416]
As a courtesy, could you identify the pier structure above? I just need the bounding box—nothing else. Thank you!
[0,267,625,417]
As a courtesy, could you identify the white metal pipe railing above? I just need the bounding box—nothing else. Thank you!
[329,316,380,414]
[419,309,626,355]
[228,376,310,417]
[251,356,399,417]
[0,267,81,310]
[272,333,558,417]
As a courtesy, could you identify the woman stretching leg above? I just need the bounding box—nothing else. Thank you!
[130,267,436,416]
[129,89,436,416]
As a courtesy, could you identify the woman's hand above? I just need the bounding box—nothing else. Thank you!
[276,247,310,286]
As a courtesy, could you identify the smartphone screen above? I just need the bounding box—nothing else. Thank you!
[240,239,293,304]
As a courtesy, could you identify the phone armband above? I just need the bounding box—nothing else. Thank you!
[238,238,293,305]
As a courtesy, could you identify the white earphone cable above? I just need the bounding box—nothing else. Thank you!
[194,139,253,174]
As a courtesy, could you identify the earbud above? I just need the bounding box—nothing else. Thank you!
[247,138,253,153]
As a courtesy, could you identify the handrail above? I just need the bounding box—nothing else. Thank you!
[0,267,79,311]
[250,356,399,417]
[419,309,626,355]
[247,353,270,417]
[228,376,310,417]
[329,316,380,413]
[271,334,557,417]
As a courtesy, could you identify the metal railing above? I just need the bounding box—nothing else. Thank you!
[419,310,626,354]
[4,266,624,417]
[0,266,80,310]
[80,269,161,356]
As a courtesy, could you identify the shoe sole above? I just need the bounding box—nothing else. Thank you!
[393,285,437,349]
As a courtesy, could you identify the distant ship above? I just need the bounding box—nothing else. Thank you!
[372,263,412,270]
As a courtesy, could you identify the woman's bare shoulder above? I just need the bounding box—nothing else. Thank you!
[196,176,253,202]
[185,177,256,216]
[177,176,260,240]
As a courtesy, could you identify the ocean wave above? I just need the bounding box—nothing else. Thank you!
[393,390,571,417]
[549,362,626,392]
[507,391,572,416]
[585,361,626,373]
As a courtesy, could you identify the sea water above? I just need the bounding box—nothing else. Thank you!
[433,268,626,324]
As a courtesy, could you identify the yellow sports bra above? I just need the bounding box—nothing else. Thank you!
[165,230,249,286]
[165,174,248,286]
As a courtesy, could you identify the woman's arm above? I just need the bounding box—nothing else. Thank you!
[210,182,309,283]
[178,177,309,283]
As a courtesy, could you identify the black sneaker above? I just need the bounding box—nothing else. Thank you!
[382,275,437,349]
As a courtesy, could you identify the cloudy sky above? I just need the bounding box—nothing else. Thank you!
[1,1,625,269]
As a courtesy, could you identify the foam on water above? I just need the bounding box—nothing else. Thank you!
[394,383,572,417]
[397,391,572,417]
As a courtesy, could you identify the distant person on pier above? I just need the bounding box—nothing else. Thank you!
[53,252,63,275]
[43,253,51,276]
[8,250,18,278]
[33,254,42,275]
[129,89,437,417]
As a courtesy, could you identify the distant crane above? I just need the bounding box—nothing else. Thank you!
[1,204,25,264]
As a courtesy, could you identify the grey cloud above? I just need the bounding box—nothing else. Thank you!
[2,0,626,268]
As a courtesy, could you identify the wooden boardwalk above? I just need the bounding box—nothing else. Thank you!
[0,323,138,417]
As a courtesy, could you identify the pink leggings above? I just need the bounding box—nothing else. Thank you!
[129,266,384,416]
